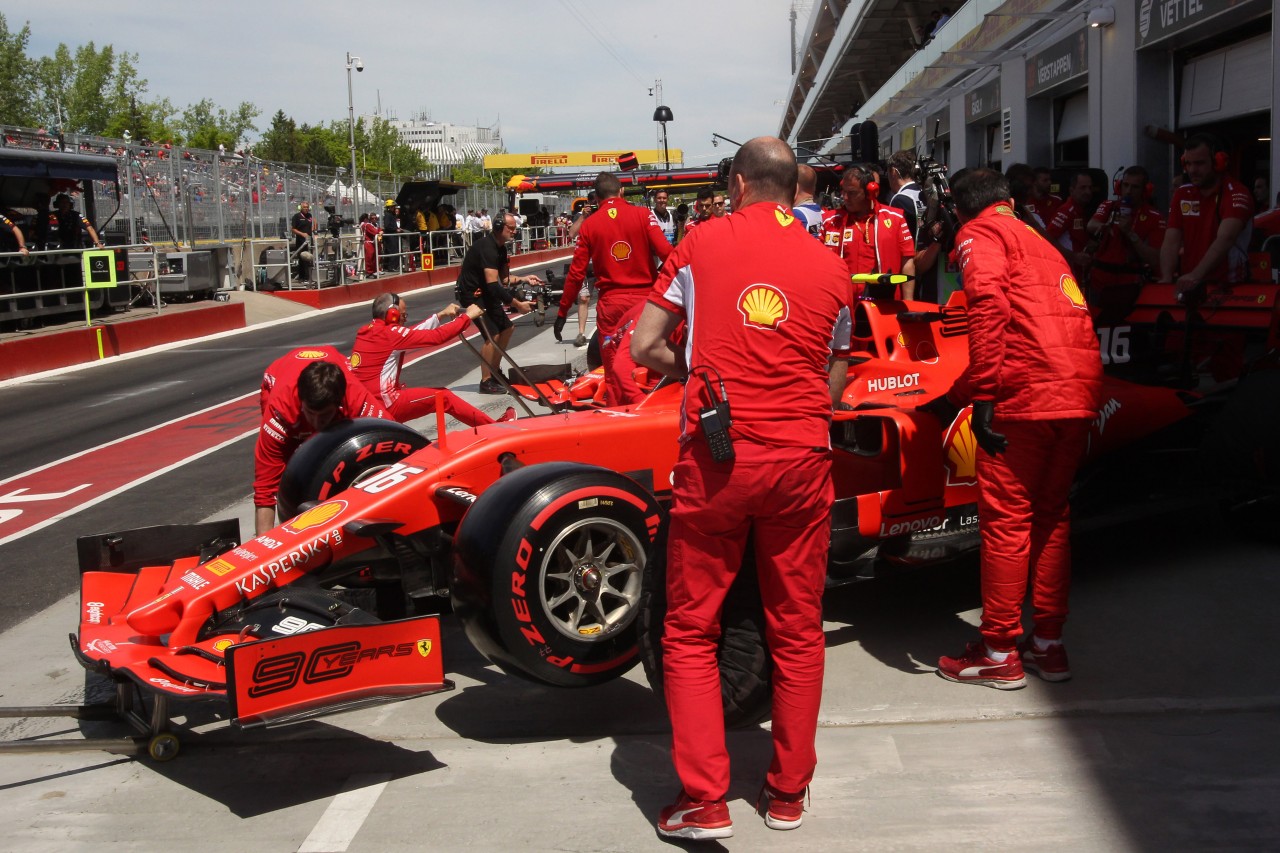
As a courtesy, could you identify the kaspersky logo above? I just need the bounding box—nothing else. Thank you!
[295,349,328,360]
[282,500,347,534]
[943,411,978,487]
[610,241,632,261]
[1060,274,1086,310]
[738,284,788,329]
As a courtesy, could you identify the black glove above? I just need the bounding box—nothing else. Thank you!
[553,314,566,341]
[971,400,1008,456]
[918,394,961,427]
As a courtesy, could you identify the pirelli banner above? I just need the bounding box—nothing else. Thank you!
[1025,30,1089,98]
[483,150,683,170]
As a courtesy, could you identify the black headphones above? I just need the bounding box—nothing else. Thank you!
[383,293,402,325]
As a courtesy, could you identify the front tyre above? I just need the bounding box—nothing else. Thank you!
[451,463,662,687]
[277,419,428,519]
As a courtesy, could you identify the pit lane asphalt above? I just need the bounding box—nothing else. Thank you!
[0,287,1278,850]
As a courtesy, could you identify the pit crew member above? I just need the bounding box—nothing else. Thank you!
[1045,170,1101,275]
[632,136,851,838]
[1026,166,1061,226]
[1084,165,1165,320]
[558,171,672,406]
[349,292,513,426]
[455,211,537,394]
[920,168,1102,690]
[821,164,916,299]
[255,347,392,535]
[1159,133,1255,294]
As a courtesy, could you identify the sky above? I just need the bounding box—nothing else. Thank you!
[14,0,805,168]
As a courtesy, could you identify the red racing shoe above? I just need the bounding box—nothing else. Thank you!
[1019,637,1072,682]
[757,783,808,830]
[656,790,733,840]
[937,641,1027,690]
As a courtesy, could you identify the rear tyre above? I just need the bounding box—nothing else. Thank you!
[277,418,428,519]
[637,529,774,728]
[451,463,661,687]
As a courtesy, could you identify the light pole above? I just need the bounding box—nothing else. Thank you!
[653,105,673,170]
[345,51,363,278]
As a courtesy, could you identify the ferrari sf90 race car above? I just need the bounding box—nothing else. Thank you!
[73,275,1279,740]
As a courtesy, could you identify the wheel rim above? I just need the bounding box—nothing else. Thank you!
[539,517,645,642]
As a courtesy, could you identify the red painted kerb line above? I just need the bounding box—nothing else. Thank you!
[0,393,261,546]
[0,332,480,546]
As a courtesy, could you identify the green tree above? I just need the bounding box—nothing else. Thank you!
[0,14,38,126]
[35,41,148,134]
[103,96,180,144]
[255,110,300,161]
[177,98,259,151]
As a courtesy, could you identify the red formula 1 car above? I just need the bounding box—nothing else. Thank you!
[73,275,1280,744]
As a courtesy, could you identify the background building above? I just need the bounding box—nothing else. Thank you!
[387,113,504,180]
[782,0,1277,203]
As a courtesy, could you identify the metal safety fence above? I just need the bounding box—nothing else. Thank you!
[2,125,535,250]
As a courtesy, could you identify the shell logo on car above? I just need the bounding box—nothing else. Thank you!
[943,412,979,487]
[282,500,347,534]
[739,285,789,329]
[1060,274,1086,309]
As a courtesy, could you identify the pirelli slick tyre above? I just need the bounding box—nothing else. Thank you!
[637,531,774,729]
[450,462,661,688]
[277,418,428,519]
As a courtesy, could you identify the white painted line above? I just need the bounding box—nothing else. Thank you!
[298,773,391,853]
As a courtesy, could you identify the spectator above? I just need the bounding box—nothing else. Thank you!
[651,190,677,245]
[792,163,825,238]
[254,347,391,536]
[922,168,1102,690]
[1160,133,1254,292]
[349,292,513,426]
[713,193,727,217]
[631,136,851,838]
[886,149,925,240]
[557,171,672,404]
[455,211,539,394]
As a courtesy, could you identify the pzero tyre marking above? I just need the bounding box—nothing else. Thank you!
[451,463,662,688]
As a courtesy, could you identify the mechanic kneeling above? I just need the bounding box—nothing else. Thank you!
[919,168,1103,690]
[255,347,392,536]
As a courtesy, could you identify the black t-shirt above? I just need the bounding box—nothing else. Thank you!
[291,211,314,245]
[456,233,511,318]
